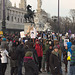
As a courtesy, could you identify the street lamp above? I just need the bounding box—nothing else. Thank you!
[2,0,6,34]
[58,0,60,33]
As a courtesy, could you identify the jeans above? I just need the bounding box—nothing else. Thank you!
[0,59,1,75]
[70,66,75,75]
[1,63,7,75]
[18,60,23,75]
[46,62,50,72]
[38,57,42,71]
[61,53,63,62]
[11,67,18,75]
[42,55,46,70]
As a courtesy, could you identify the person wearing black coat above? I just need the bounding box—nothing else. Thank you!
[9,43,18,75]
[16,41,25,75]
[49,46,61,75]
[46,45,53,73]
[24,51,38,75]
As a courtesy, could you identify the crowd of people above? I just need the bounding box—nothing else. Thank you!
[0,33,75,75]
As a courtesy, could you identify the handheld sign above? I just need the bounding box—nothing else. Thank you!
[64,39,69,46]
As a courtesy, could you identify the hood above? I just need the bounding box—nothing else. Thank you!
[71,45,75,50]
[24,57,33,62]
[52,50,58,56]
[67,42,72,49]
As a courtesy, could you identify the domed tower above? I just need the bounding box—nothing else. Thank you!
[19,0,26,10]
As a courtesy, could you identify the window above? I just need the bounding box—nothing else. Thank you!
[18,18,19,22]
[21,18,22,23]
[12,16,13,22]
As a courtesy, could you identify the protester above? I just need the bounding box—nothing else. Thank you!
[1,41,10,75]
[42,40,49,72]
[70,45,75,75]
[24,51,38,75]
[46,44,53,73]
[0,50,2,75]
[16,41,24,75]
[63,46,68,72]
[35,39,43,73]
[50,45,61,75]
[9,43,18,75]
[24,41,38,65]
[67,41,72,75]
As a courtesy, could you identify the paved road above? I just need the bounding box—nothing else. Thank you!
[5,60,67,75]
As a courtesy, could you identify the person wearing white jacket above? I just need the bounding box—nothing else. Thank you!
[1,41,9,75]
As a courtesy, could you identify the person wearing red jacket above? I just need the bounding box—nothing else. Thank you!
[35,39,43,73]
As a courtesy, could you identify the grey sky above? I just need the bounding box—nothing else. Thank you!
[10,0,75,17]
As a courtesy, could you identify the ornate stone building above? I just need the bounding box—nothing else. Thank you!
[0,0,26,33]
[0,0,51,34]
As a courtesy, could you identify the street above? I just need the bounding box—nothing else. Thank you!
[5,60,68,75]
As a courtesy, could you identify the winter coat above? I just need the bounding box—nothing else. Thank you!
[49,51,61,74]
[67,42,72,59]
[70,45,75,66]
[24,57,38,75]
[63,49,68,65]
[43,43,49,55]
[9,47,18,67]
[16,44,25,62]
[35,44,43,57]
[46,48,53,62]
[1,49,9,63]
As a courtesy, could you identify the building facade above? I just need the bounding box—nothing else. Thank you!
[0,0,26,33]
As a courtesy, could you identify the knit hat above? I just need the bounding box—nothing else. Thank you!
[1,41,6,49]
[53,45,58,49]
[2,38,6,41]
[71,45,75,50]
[25,51,33,57]
[35,39,39,42]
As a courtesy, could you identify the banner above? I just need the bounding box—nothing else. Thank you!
[0,31,3,35]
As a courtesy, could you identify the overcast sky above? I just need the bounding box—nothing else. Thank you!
[10,0,75,17]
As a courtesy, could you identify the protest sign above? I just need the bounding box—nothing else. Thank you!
[20,31,25,38]
[64,39,69,46]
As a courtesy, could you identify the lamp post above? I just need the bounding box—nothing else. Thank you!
[58,0,60,33]
[2,0,6,34]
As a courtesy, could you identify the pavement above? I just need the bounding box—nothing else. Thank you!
[5,60,68,75]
